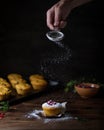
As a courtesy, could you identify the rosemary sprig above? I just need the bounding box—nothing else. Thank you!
[0,101,9,112]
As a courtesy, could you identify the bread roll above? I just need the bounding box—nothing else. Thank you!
[7,73,32,95]
[29,74,48,91]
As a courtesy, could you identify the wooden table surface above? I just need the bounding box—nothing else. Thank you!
[0,86,104,130]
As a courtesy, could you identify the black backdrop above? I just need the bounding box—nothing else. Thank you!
[0,0,103,83]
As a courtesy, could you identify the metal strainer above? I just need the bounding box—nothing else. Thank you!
[46,30,64,42]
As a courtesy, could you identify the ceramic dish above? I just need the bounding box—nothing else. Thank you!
[74,83,100,98]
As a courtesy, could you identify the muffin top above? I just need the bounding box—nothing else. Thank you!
[42,100,62,108]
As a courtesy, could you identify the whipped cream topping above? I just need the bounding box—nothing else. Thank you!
[42,100,62,108]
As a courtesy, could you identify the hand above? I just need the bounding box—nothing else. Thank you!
[46,0,72,30]
[46,0,93,30]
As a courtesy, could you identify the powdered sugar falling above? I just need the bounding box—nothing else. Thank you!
[40,41,72,80]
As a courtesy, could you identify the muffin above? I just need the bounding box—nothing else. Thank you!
[29,74,44,80]
[15,82,32,95]
[42,100,67,117]
[7,73,32,95]
[0,77,11,88]
[7,73,22,80]
[7,73,26,88]
[0,77,12,101]
[29,74,48,91]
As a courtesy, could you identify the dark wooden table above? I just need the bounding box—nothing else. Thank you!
[0,86,104,130]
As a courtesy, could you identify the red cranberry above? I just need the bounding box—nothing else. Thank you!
[0,113,5,119]
[78,84,92,88]
[47,100,56,105]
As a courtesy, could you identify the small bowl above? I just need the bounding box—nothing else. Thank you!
[74,83,100,98]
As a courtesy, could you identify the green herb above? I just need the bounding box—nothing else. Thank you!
[64,80,77,92]
[0,101,9,112]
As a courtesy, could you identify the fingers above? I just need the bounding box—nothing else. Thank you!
[60,20,67,28]
[46,9,55,30]
[54,20,67,30]
[54,7,61,29]
[46,9,67,30]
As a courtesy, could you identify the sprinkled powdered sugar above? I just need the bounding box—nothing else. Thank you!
[40,41,72,80]
[25,109,78,123]
[28,39,76,123]
[25,110,42,119]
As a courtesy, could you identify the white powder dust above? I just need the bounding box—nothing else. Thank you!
[40,41,72,80]
[25,109,78,124]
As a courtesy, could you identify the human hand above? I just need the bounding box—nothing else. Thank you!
[46,0,72,30]
[46,0,93,30]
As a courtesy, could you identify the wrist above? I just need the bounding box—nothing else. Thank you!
[60,0,74,10]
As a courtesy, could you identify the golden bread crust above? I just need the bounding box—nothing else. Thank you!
[0,77,12,101]
[7,73,32,95]
[29,74,48,91]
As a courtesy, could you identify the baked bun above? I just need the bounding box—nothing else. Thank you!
[7,73,32,95]
[0,77,12,101]
[29,74,48,91]
[42,100,67,117]
[7,73,26,88]
[15,82,32,95]
[29,74,44,80]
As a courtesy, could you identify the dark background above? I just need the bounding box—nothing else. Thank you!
[0,0,103,83]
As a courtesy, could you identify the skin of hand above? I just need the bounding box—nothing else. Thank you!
[46,0,93,30]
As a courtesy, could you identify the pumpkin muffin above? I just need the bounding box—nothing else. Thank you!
[7,73,32,95]
[29,74,48,91]
[29,74,44,80]
[15,82,32,95]
[42,100,66,117]
[0,77,11,88]
[0,77,12,101]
